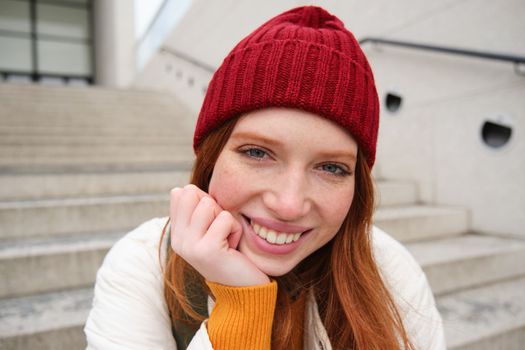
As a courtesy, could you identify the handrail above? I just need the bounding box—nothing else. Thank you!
[160,36,525,76]
[160,46,216,73]
[359,37,525,74]
[151,36,525,77]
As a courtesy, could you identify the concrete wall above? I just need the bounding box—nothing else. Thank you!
[93,0,135,87]
[342,0,525,237]
[369,46,524,238]
[131,0,525,237]
[134,49,212,113]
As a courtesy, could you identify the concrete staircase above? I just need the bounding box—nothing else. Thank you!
[1,84,524,349]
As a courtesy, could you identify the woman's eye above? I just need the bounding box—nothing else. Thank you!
[320,163,350,176]
[243,148,268,159]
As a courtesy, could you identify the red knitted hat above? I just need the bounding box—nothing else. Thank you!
[194,6,379,168]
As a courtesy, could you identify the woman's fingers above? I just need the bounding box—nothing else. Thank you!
[170,187,183,217]
[173,184,207,228]
[203,211,242,250]
[227,215,243,250]
[170,185,225,250]
[189,196,218,236]
[169,185,268,286]
[170,185,203,250]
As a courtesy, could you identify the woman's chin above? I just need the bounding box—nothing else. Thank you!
[240,248,296,277]
[260,265,291,277]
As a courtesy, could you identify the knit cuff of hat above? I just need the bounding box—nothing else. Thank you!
[206,280,278,350]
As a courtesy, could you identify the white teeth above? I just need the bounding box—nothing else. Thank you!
[266,231,277,244]
[259,226,268,239]
[250,220,303,245]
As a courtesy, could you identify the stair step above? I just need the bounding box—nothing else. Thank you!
[3,226,522,300]
[0,85,196,135]
[0,160,194,175]
[0,121,194,133]
[0,194,169,240]
[0,83,178,99]
[0,84,193,109]
[0,153,194,168]
[0,125,193,137]
[375,180,418,206]
[0,200,467,241]
[1,274,524,349]
[0,170,191,200]
[0,174,414,203]
[0,134,191,145]
[0,170,418,204]
[408,234,525,295]
[0,143,193,157]
[0,287,91,350]
[0,147,194,165]
[0,232,124,298]
[375,205,469,242]
[440,276,525,350]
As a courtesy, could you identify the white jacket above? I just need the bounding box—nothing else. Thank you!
[85,217,446,349]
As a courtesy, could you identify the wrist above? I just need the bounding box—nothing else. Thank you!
[201,267,270,287]
[206,280,277,349]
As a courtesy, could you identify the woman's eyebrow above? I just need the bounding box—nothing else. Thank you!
[232,131,356,160]
[316,150,357,161]
[230,131,283,146]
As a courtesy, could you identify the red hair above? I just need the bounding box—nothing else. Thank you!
[161,117,414,349]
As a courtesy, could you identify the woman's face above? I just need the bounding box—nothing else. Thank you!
[208,108,357,276]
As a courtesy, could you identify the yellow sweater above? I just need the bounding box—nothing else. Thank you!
[206,281,305,349]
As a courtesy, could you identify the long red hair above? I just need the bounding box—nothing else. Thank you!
[161,116,414,349]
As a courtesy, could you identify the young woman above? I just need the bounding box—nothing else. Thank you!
[85,6,445,350]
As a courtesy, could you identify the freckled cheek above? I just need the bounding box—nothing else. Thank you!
[320,189,354,229]
[208,166,256,211]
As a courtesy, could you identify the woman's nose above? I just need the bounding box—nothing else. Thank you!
[262,169,311,221]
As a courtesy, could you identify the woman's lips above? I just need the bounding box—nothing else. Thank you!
[240,215,311,255]
[249,216,310,233]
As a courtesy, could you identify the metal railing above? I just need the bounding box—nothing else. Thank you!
[359,37,525,75]
[158,36,525,77]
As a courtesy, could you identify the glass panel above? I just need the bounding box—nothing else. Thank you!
[37,40,91,75]
[37,3,89,39]
[0,0,31,33]
[0,36,32,71]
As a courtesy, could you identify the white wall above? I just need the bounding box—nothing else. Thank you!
[368,45,524,237]
[134,49,212,112]
[93,0,135,87]
[349,0,525,237]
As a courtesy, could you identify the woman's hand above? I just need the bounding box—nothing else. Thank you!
[169,185,270,287]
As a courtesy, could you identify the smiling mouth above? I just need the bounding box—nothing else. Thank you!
[243,215,308,245]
